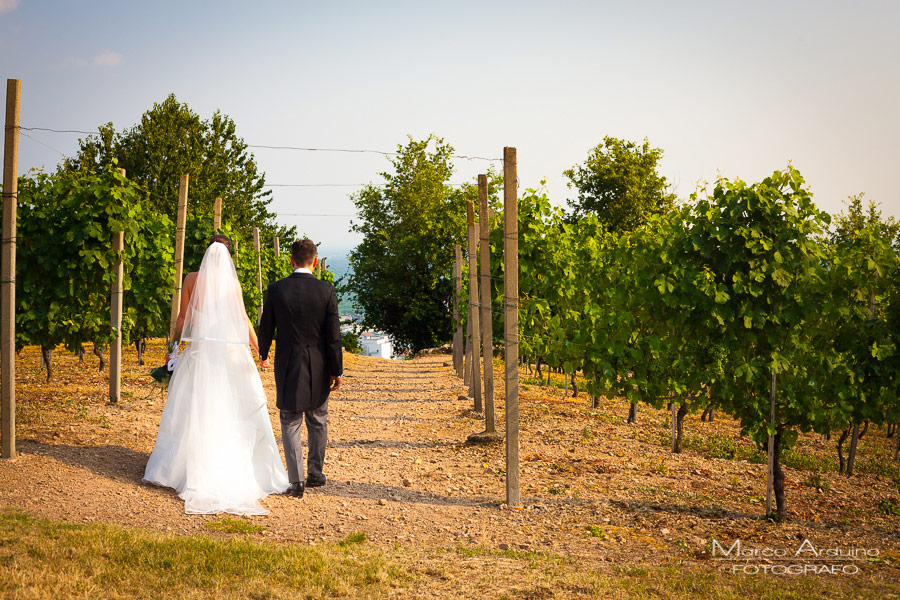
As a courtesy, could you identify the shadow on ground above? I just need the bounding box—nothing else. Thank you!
[19,440,148,484]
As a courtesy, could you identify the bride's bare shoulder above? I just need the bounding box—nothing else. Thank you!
[183,271,199,292]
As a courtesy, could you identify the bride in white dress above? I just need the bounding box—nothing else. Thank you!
[143,237,290,514]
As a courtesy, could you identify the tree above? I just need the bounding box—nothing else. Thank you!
[821,195,900,473]
[347,135,482,354]
[564,136,676,231]
[62,93,295,244]
[13,165,164,380]
[832,193,900,243]
[685,167,831,520]
[123,209,174,365]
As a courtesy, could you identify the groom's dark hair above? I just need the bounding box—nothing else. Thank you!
[291,239,317,267]
[210,234,233,254]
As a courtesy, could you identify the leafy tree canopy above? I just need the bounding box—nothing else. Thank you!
[62,93,294,244]
[347,135,498,354]
[564,136,676,231]
[832,192,899,244]
[13,165,164,375]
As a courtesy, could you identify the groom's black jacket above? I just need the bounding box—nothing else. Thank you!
[258,272,342,412]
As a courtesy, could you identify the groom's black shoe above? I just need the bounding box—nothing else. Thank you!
[285,482,305,498]
[306,474,326,488]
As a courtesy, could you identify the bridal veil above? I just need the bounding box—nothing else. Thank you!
[143,241,289,514]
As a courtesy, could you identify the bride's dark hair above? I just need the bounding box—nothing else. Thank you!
[210,234,233,254]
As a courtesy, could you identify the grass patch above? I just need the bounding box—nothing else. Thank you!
[454,543,557,563]
[3,509,898,599]
[781,447,834,472]
[857,455,900,486]
[522,375,566,391]
[681,432,764,463]
[878,498,899,517]
[0,509,398,599]
[339,531,368,546]
[802,473,832,492]
[587,525,606,539]
[682,432,853,475]
[204,516,267,534]
[679,428,900,489]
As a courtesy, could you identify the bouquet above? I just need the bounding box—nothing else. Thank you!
[150,343,180,385]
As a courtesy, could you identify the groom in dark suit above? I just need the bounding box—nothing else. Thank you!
[258,239,343,498]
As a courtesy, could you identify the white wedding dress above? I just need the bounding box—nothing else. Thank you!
[143,242,289,515]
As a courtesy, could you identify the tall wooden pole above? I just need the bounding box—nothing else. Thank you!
[109,168,126,404]
[503,147,520,507]
[110,229,124,402]
[213,197,222,231]
[463,315,472,391]
[1,79,20,459]
[274,236,280,258]
[478,175,495,432]
[466,199,482,413]
[766,372,776,516]
[253,226,262,324]
[452,244,463,377]
[168,174,189,342]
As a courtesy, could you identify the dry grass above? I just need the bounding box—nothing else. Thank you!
[203,516,267,535]
[3,509,899,599]
[0,509,397,599]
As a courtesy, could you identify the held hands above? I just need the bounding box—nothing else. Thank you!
[256,353,340,390]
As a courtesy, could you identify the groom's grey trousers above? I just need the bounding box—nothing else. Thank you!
[280,401,328,483]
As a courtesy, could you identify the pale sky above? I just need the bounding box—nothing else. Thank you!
[2,0,898,256]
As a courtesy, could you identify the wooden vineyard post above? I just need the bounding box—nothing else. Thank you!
[110,229,124,403]
[253,227,263,324]
[477,175,496,433]
[168,174,189,343]
[1,78,20,459]
[274,236,280,258]
[213,197,222,231]
[109,168,126,404]
[766,372,776,516]
[452,244,463,377]
[467,176,502,444]
[463,316,472,392]
[466,199,482,413]
[503,146,520,508]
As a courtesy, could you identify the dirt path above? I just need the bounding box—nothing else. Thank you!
[1,347,591,555]
[2,342,900,597]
